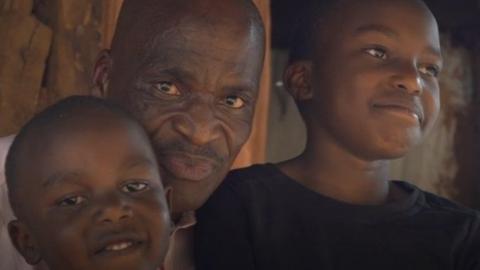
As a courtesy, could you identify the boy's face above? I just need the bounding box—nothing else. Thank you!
[307,0,442,160]
[10,116,171,270]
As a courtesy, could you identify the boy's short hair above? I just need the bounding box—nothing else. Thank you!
[288,0,336,63]
[5,95,142,219]
[288,0,431,63]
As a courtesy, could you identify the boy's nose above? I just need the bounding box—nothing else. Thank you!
[390,63,423,95]
[94,194,133,224]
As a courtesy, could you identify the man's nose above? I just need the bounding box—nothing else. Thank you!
[390,61,423,96]
[172,101,222,146]
[94,193,133,224]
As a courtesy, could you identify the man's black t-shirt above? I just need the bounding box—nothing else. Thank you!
[195,164,480,270]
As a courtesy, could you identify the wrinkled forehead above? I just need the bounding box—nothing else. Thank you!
[141,19,257,63]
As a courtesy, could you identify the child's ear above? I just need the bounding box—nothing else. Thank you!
[91,49,112,98]
[283,60,313,101]
[8,220,42,265]
[163,186,175,235]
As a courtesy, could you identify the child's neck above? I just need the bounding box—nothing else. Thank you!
[278,136,402,206]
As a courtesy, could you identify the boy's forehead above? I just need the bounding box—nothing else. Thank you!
[335,0,434,26]
[314,0,439,46]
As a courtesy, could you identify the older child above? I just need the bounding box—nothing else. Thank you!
[195,0,480,269]
[6,96,172,270]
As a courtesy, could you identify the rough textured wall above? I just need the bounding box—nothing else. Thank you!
[0,0,52,136]
[0,0,103,136]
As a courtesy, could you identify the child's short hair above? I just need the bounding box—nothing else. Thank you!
[5,95,143,219]
[288,0,336,63]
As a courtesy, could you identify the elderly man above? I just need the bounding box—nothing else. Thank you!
[0,0,265,269]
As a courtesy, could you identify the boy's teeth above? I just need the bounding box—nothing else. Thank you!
[105,241,133,251]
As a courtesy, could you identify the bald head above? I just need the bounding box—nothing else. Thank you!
[110,0,265,65]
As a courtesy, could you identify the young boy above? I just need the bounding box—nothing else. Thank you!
[194,0,480,269]
[5,96,172,270]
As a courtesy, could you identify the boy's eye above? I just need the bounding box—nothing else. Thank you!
[153,82,181,96]
[57,195,87,207]
[364,47,387,60]
[122,182,149,193]
[418,65,440,78]
[223,95,246,109]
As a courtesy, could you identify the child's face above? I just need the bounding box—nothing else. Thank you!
[11,117,171,270]
[308,0,442,160]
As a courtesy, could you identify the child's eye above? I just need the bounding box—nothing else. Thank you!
[57,195,87,207]
[153,81,181,96]
[222,95,246,109]
[418,65,440,78]
[122,182,149,193]
[364,47,388,60]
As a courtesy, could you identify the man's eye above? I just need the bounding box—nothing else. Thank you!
[364,48,387,60]
[153,82,181,96]
[418,65,440,78]
[223,95,245,109]
[122,182,149,193]
[57,195,87,207]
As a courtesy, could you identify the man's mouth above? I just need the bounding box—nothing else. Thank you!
[162,152,217,181]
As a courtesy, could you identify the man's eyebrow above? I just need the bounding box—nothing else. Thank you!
[42,171,84,188]
[353,24,398,38]
[142,63,198,83]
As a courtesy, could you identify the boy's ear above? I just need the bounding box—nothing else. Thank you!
[163,186,175,235]
[92,49,112,98]
[8,220,42,265]
[283,60,313,101]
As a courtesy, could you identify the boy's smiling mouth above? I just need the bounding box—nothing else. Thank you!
[372,99,424,125]
[102,240,138,252]
[92,231,145,257]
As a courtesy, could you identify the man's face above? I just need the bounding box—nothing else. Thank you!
[104,16,263,214]
[15,117,171,270]
[307,0,442,160]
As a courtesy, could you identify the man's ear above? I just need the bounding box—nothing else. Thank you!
[8,220,42,265]
[283,60,313,101]
[92,49,113,98]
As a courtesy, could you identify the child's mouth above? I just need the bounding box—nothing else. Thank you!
[104,240,135,252]
[94,238,144,256]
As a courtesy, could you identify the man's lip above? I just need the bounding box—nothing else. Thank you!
[372,100,423,124]
[161,152,217,182]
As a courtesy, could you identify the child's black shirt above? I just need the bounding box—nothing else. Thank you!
[195,163,480,270]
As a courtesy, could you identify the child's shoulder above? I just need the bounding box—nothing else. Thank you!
[211,163,288,201]
[223,163,288,190]
[400,181,480,223]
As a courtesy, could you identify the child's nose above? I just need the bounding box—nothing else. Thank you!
[94,194,133,224]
